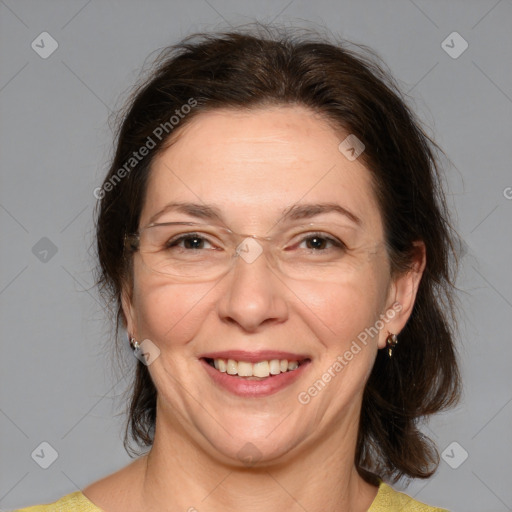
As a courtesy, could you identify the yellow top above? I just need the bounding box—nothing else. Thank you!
[14,480,449,511]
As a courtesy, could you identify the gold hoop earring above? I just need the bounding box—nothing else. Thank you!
[386,333,398,358]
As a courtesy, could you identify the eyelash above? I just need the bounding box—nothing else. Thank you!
[297,232,347,251]
[165,232,347,252]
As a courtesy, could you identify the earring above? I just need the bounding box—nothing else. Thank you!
[129,336,140,350]
[386,333,398,358]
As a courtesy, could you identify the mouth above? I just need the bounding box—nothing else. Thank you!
[199,352,312,397]
[202,357,309,379]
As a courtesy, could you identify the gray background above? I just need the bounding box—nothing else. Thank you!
[1,1,511,511]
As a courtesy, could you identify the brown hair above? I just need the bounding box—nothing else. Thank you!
[95,25,462,486]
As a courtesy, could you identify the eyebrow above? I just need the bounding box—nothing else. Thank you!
[148,201,362,226]
[282,203,362,225]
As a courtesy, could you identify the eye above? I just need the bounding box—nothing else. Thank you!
[165,233,216,250]
[296,232,346,252]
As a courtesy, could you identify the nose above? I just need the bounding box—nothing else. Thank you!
[216,243,289,332]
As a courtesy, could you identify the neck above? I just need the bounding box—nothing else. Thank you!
[137,408,379,512]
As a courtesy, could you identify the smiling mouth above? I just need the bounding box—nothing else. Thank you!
[203,357,310,379]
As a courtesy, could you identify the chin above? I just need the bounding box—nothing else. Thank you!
[191,412,308,469]
[206,435,299,469]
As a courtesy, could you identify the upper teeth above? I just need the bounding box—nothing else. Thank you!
[213,358,299,377]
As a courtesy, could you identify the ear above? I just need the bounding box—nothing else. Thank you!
[378,241,426,349]
[121,283,138,340]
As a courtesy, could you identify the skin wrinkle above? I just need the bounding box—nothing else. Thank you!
[83,105,425,512]
[145,201,363,232]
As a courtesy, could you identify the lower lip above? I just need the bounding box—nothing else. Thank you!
[201,359,311,398]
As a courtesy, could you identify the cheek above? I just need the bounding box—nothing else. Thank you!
[294,264,390,345]
[132,275,216,346]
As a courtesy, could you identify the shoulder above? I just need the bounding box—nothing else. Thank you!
[369,481,450,512]
[13,491,103,512]
[17,456,148,512]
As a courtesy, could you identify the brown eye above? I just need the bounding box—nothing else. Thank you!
[305,235,329,250]
[166,233,214,250]
[298,233,345,252]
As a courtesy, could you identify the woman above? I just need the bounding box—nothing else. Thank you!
[18,26,461,512]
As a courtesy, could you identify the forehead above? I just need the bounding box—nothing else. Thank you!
[141,106,382,236]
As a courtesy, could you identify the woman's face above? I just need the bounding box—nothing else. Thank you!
[122,105,420,466]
